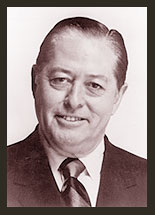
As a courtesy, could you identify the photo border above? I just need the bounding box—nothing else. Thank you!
[1,0,150,214]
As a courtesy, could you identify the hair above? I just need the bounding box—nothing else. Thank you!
[36,17,128,90]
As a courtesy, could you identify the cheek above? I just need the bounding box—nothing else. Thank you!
[89,96,115,120]
[35,83,66,113]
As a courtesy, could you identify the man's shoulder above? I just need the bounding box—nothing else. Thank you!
[104,136,147,175]
[7,126,40,164]
[97,137,147,207]
[109,140,146,161]
[7,126,48,186]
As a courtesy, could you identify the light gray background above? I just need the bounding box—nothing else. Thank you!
[7,7,147,158]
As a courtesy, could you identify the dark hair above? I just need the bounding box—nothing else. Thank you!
[36,17,128,90]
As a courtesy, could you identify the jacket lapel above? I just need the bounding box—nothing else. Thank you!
[96,136,137,207]
[13,127,65,207]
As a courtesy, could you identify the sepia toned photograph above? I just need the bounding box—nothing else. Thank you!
[7,7,147,207]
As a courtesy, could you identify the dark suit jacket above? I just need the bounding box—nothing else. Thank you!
[7,126,147,207]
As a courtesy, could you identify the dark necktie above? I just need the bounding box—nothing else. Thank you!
[59,158,91,207]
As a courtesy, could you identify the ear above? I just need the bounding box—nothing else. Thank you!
[112,83,128,115]
[31,64,39,98]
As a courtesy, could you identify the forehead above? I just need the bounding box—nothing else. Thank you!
[50,28,115,56]
[47,29,117,74]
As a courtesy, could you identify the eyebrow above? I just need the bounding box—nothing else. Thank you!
[86,74,108,82]
[48,67,108,82]
[48,67,73,76]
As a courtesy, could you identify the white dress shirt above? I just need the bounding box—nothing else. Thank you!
[43,139,105,207]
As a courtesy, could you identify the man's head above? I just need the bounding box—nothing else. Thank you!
[32,17,128,157]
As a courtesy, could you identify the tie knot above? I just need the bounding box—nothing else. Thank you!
[59,158,85,179]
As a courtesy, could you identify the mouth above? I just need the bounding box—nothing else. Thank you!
[56,115,86,122]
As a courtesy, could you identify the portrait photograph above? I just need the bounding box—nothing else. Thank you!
[7,7,147,207]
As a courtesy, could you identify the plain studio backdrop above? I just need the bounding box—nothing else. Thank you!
[7,7,147,159]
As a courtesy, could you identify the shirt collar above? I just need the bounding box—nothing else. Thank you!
[44,144,66,174]
[80,139,105,179]
[43,138,105,180]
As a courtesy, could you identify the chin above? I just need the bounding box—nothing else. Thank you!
[56,142,90,158]
[55,134,82,146]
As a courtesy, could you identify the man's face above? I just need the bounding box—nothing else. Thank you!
[34,30,126,157]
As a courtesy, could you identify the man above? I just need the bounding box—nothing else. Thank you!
[7,17,147,207]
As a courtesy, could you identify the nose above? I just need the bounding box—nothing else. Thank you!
[64,82,85,110]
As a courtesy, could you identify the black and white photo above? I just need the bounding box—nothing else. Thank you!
[7,7,147,207]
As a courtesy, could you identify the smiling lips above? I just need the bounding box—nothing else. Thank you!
[56,115,86,122]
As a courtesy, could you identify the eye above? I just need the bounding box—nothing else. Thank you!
[87,82,103,90]
[49,77,71,89]
[50,77,68,84]
[86,82,105,96]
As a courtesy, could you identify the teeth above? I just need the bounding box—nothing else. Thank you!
[59,115,82,122]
